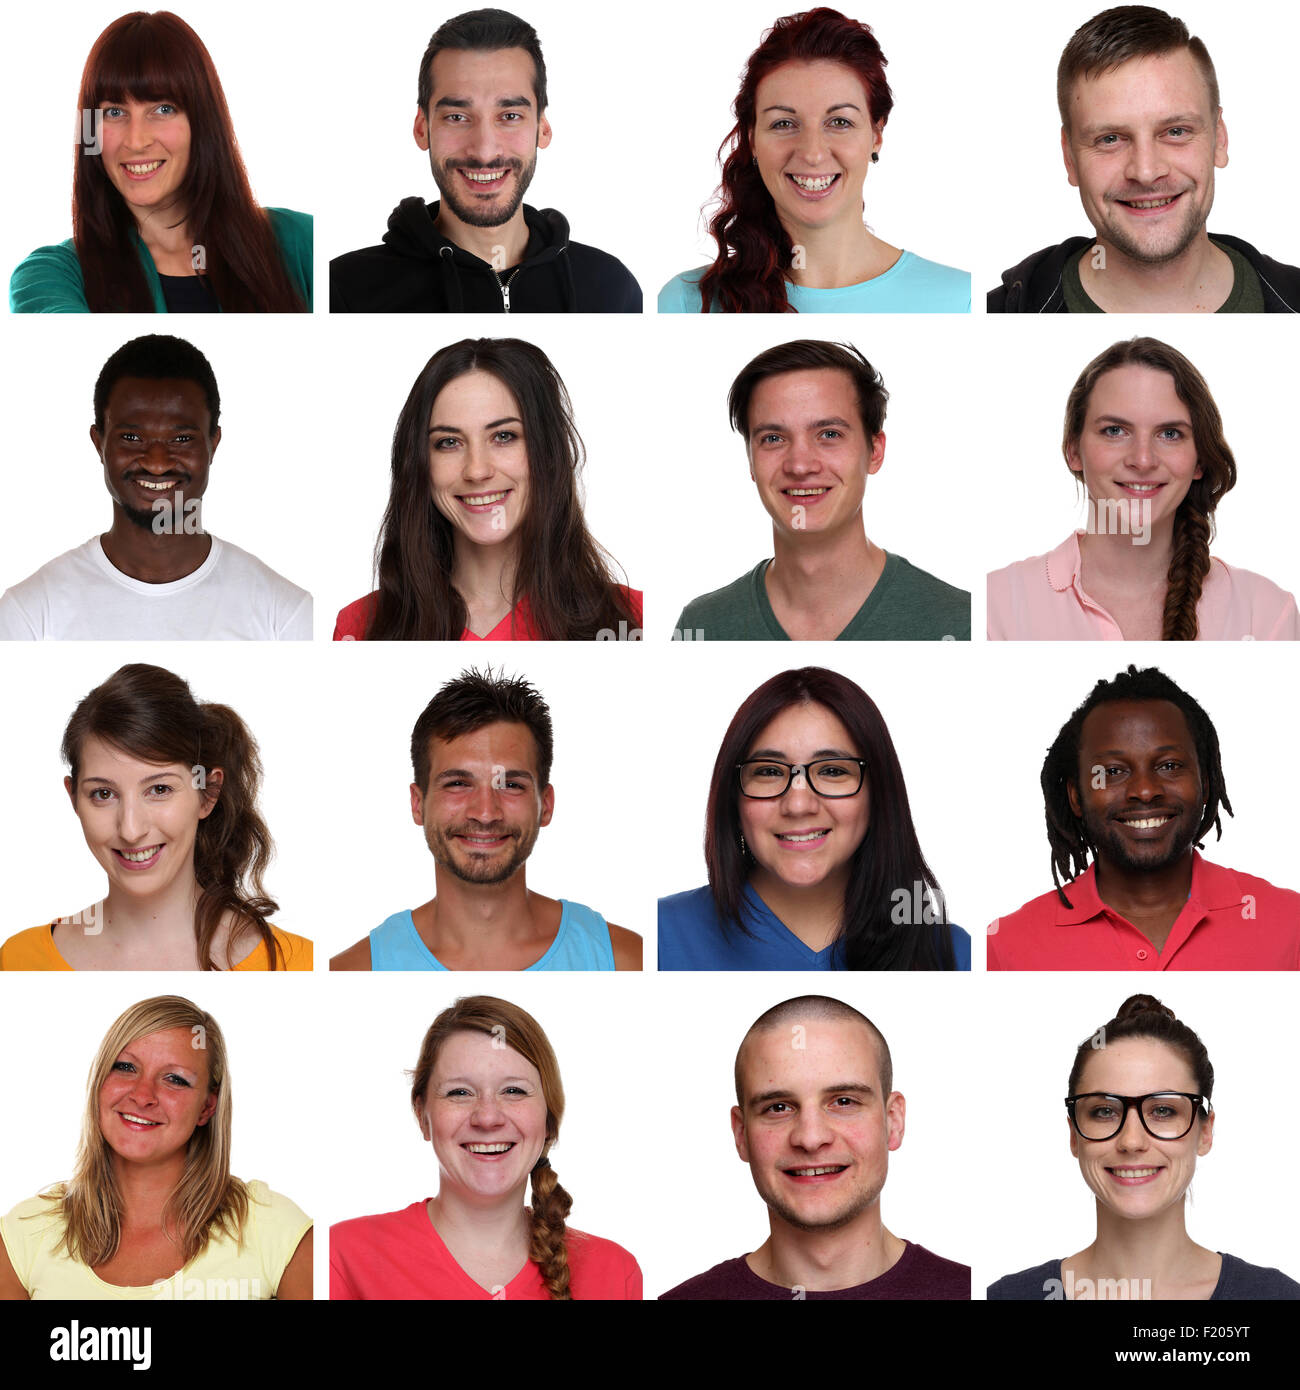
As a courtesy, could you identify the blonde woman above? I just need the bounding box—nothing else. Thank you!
[330,995,641,1299]
[0,996,312,1299]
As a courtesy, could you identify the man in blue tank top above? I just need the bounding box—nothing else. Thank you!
[329,667,641,971]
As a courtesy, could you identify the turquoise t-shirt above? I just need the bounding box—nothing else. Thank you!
[658,251,970,313]
[10,206,313,312]
[368,900,616,971]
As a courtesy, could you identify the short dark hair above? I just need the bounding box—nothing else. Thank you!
[417,8,548,116]
[1041,664,1232,906]
[1070,993,1213,1101]
[735,995,893,1108]
[1057,6,1220,131]
[728,340,888,444]
[93,335,221,435]
[410,666,555,794]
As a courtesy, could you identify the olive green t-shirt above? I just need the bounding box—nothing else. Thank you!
[672,554,970,641]
[1062,237,1264,312]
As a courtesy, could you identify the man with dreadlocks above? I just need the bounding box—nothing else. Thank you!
[988,665,1300,970]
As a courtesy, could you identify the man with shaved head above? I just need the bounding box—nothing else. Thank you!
[659,995,969,1299]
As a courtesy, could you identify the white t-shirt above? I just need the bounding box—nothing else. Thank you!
[0,536,312,640]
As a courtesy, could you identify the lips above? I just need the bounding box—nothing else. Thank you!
[112,844,164,870]
[1106,1165,1162,1186]
[121,159,166,182]
[1114,191,1184,215]
[118,1111,163,1130]
[786,172,841,200]
[457,489,511,512]
[775,828,831,849]
[456,166,511,192]
[463,1141,515,1158]
[782,1163,848,1181]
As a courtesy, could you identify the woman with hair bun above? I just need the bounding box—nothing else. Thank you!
[987,338,1299,640]
[658,8,968,313]
[0,996,312,1300]
[329,996,641,1300]
[988,994,1300,1300]
[0,663,311,971]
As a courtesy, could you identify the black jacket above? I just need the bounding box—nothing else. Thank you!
[988,233,1300,313]
[329,199,642,313]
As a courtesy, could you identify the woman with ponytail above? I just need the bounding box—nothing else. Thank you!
[329,996,641,1300]
[657,8,968,314]
[988,995,1300,1300]
[988,337,1298,640]
[0,664,310,971]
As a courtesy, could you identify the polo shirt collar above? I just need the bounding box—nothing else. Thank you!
[1055,850,1239,924]
[1045,531,1084,593]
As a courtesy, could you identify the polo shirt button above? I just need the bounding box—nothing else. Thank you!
[1136,949,1148,961]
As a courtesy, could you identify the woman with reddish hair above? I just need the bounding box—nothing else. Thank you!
[11,11,311,313]
[658,8,967,313]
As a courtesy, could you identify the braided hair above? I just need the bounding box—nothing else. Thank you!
[1062,337,1237,640]
[1040,665,1232,906]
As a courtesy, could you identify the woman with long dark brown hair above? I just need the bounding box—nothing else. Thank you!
[0,663,311,970]
[329,995,642,1300]
[10,11,310,313]
[333,338,642,641]
[658,8,967,313]
[987,337,1299,640]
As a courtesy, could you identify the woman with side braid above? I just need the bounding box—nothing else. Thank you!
[987,337,1298,640]
[328,997,641,1300]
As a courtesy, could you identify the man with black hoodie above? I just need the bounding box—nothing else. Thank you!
[330,9,642,313]
[989,6,1300,314]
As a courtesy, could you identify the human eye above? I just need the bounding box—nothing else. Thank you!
[492,429,520,445]
[1095,132,1121,147]
[432,436,461,451]
[1158,427,1184,441]
[815,761,852,780]
[750,761,786,780]
[101,104,126,120]
[119,432,141,443]
[87,787,116,803]
[761,1101,792,1114]
[443,1086,471,1098]
[758,432,784,446]
[830,1095,860,1108]
[502,1085,530,1096]
[164,1073,192,1088]
[111,1060,135,1074]
[146,783,174,798]
[1099,424,1126,438]
[172,433,196,444]
[1087,1099,1118,1120]
[1166,126,1191,138]
[827,116,854,130]
[817,428,844,441]
[768,118,796,131]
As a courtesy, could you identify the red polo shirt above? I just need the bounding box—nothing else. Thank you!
[988,852,1300,971]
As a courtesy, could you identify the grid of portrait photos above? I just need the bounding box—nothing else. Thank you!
[1,0,1296,1371]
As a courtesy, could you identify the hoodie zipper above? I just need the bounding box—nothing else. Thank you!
[496,266,522,313]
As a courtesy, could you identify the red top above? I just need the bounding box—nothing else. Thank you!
[332,587,642,641]
[329,1201,642,1300]
[988,851,1300,971]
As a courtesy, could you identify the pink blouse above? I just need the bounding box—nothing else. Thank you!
[987,533,1300,641]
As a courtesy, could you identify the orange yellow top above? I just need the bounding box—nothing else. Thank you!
[0,923,312,971]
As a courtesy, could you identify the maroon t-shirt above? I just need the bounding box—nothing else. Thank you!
[659,1241,970,1300]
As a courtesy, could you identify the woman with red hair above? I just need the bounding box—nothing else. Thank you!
[11,11,311,313]
[658,8,967,313]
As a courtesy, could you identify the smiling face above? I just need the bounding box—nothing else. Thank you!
[412,721,553,886]
[1070,1036,1211,1218]
[91,377,219,532]
[738,701,870,897]
[1067,699,1205,875]
[747,368,882,539]
[428,370,529,550]
[98,1027,216,1169]
[751,59,881,235]
[97,97,192,218]
[1067,365,1202,533]
[732,1016,902,1233]
[66,736,221,898]
[415,47,552,230]
[1061,49,1227,266]
[420,1029,550,1204]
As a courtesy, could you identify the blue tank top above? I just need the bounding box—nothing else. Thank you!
[368,900,615,971]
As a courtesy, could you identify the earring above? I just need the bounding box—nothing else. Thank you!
[740,834,747,855]
[871,151,879,163]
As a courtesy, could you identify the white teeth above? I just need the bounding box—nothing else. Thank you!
[119,846,161,862]
[466,1143,514,1153]
[778,831,826,842]
[463,169,507,183]
[1122,483,1160,492]
[137,479,175,490]
[1126,197,1174,208]
[790,174,837,190]
[125,161,162,174]
[1122,817,1172,830]
[786,488,829,496]
[461,490,508,504]
[1111,1167,1159,1177]
[788,1166,844,1176]
[121,1113,161,1125]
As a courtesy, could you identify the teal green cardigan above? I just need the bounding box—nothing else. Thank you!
[9,207,312,312]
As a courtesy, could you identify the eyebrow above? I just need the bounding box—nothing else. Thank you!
[439,1075,534,1086]
[1093,414,1192,430]
[1076,112,1203,139]
[746,747,857,760]
[114,420,204,430]
[117,1050,198,1078]
[435,767,536,781]
[433,95,533,110]
[760,102,863,115]
[750,416,855,440]
[749,1082,875,1106]
[1093,744,1187,757]
[428,416,523,435]
[81,772,185,787]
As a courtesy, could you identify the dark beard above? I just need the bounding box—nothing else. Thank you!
[1078,803,1200,874]
[122,502,162,531]
[432,154,537,229]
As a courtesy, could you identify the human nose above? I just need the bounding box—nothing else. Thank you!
[470,1093,506,1128]
[127,1071,159,1108]
[140,440,177,473]
[1123,134,1171,190]
[116,792,150,842]
[1126,764,1161,801]
[1114,1102,1151,1150]
[781,766,821,813]
[123,111,153,152]
[460,440,494,482]
[789,1103,833,1151]
[796,124,830,167]
[466,780,505,822]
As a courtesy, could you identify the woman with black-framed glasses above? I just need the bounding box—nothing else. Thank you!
[657,666,968,970]
[988,994,1300,1301]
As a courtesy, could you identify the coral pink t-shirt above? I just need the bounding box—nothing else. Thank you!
[986,533,1299,640]
[332,588,643,641]
[329,1201,642,1300]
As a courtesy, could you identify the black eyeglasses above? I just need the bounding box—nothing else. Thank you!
[737,758,867,799]
[1065,1092,1210,1142]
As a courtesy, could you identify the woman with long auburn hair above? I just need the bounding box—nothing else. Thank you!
[329,995,642,1300]
[987,337,1299,640]
[10,11,311,313]
[0,996,313,1300]
[333,338,642,641]
[658,8,968,313]
[0,663,311,971]
[658,666,969,970]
